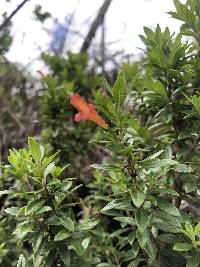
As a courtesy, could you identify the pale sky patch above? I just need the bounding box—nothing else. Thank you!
[1,0,183,72]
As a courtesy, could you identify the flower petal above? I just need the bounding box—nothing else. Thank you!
[88,103,96,112]
[70,94,90,113]
[89,112,108,129]
[75,112,82,122]
[75,112,89,122]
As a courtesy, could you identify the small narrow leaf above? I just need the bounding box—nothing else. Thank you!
[136,228,150,248]
[37,206,52,214]
[54,230,71,241]
[4,207,20,216]
[76,218,99,231]
[130,189,146,208]
[44,163,55,178]
[28,137,43,162]
[82,237,91,249]
[157,199,180,217]
[173,164,192,173]
[114,217,136,226]
[136,209,149,232]
[112,71,127,108]
[60,217,74,232]
[102,78,113,95]
[25,199,45,215]
[102,199,132,212]
[194,222,200,235]
[173,243,193,252]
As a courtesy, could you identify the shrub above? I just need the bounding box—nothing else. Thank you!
[0,137,99,266]
[87,1,200,265]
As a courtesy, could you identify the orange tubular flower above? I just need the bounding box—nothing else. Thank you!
[70,93,108,129]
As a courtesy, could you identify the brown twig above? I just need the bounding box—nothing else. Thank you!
[0,0,30,32]
[80,0,112,53]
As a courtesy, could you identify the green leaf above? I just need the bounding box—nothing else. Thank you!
[59,246,70,266]
[152,211,182,233]
[7,150,19,170]
[141,150,164,163]
[156,188,179,196]
[46,215,74,231]
[42,151,60,170]
[14,222,34,238]
[71,240,84,255]
[17,254,26,267]
[46,215,61,225]
[60,217,74,232]
[184,182,197,193]
[194,222,200,235]
[132,241,139,258]
[32,231,43,253]
[46,250,56,267]
[76,218,99,231]
[157,199,180,216]
[136,228,150,248]
[52,164,69,179]
[114,217,136,226]
[82,237,91,249]
[173,242,193,251]
[102,199,132,212]
[109,228,129,238]
[44,162,55,178]
[186,255,200,267]
[37,206,52,214]
[144,238,157,261]
[59,180,73,193]
[173,163,192,173]
[130,189,146,208]
[112,71,127,108]
[54,230,71,241]
[165,146,173,159]
[25,199,45,215]
[4,207,20,216]
[152,159,178,168]
[157,234,176,244]
[102,78,113,96]
[189,95,200,114]
[28,137,43,162]
[184,221,194,240]
[173,0,187,18]
[135,209,149,232]
[128,232,136,245]
[17,207,26,217]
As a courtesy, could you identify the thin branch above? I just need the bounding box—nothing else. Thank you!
[80,0,112,53]
[0,0,30,32]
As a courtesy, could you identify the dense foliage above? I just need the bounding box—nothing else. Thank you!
[1,0,200,266]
